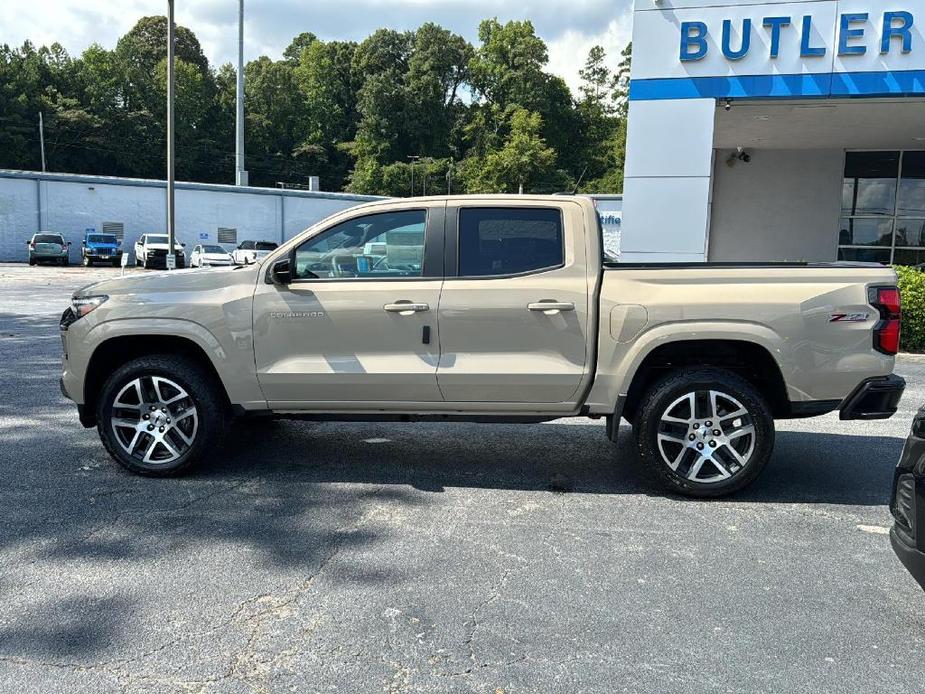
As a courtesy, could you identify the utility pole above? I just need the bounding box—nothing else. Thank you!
[166,0,176,268]
[407,155,420,197]
[446,158,453,195]
[235,0,248,186]
[38,112,46,173]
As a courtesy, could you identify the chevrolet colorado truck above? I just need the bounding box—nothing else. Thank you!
[59,195,906,497]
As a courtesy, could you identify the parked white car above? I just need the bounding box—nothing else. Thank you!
[134,234,186,270]
[190,244,234,268]
[231,240,278,265]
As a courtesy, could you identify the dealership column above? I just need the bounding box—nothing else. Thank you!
[620,98,716,262]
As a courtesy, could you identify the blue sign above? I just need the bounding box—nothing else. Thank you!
[680,11,913,61]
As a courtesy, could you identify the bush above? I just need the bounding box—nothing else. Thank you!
[895,265,925,353]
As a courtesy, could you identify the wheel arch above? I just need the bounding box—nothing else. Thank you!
[83,334,232,427]
[621,338,790,423]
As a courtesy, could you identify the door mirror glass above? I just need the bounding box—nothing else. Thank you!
[271,258,292,284]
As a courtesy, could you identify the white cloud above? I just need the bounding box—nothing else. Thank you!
[547,14,633,94]
[0,0,633,95]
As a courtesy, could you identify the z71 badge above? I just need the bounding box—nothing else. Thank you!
[830,312,870,323]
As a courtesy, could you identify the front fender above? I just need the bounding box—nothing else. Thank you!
[65,316,265,410]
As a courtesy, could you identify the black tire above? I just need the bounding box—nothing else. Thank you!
[634,367,774,498]
[28,257,36,266]
[111,258,120,267]
[61,258,69,267]
[95,354,227,476]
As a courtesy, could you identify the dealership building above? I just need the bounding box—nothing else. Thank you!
[621,0,925,264]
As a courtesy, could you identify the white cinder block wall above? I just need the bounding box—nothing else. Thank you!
[0,171,381,263]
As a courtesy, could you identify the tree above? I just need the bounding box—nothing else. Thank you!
[0,18,631,196]
[466,108,560,193]
[469,19,548,111]
[283,32,317,63]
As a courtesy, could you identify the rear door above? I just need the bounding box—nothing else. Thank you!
[252,202,446,406]
[436,201,592,404]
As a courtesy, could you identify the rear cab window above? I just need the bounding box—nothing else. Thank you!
[457,208,564,277]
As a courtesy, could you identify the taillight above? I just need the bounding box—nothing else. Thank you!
[869,286,902,355]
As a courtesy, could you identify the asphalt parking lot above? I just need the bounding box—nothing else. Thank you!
[1,261,924,693]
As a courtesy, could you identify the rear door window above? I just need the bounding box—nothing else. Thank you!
[458,208,564,277]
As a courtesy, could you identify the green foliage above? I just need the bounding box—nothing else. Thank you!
[0,18,631,195]
[895,266,925,353]
[465,109,563,194]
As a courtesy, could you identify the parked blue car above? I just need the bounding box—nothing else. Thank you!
[81,232,122,267]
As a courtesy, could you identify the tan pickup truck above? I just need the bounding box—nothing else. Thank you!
[60,195,905,497]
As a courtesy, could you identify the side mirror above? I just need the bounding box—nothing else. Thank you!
[181,243,186,248]
[67,242,72,247]
[270,258,291,285]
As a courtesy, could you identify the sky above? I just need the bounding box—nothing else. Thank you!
[0,0,632,95]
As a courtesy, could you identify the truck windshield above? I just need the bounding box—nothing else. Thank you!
[148,235,170,244]
[88,235,118,244]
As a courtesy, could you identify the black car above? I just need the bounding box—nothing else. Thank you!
[891,407,925,590]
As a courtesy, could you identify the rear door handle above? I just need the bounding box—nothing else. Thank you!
[384,302,430,315]
[528,301,575,315]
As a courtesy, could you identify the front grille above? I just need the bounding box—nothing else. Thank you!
[893,474,916,539]
[149,249,168,258]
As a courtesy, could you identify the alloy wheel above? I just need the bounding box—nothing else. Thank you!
[110,376,199,465]
[655,390,756,483]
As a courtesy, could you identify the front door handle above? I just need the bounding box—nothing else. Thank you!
[384,302,430,315]
[528,301,575,315]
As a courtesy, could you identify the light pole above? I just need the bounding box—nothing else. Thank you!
[407,155,421,197]
[235,0,248,186]
[166,0,176,269]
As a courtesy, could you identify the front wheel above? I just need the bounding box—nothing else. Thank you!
[95,355,227,476]
[634,367,774,498]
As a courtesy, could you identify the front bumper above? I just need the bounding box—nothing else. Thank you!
[891,528,925,591]
[839,374,906,420]
[145,251,186,269]
[86,251,122,260]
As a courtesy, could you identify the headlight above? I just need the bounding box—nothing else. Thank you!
[71,295,109,318]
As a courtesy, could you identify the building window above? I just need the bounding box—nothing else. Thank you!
[840,151,925,265]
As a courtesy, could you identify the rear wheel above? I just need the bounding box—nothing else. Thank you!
[96,355,227,476]
[634,367,774,498]
[28,256,35,266]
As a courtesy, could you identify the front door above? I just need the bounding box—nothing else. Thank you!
[436,203,592,404]
[253,204,445,406]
